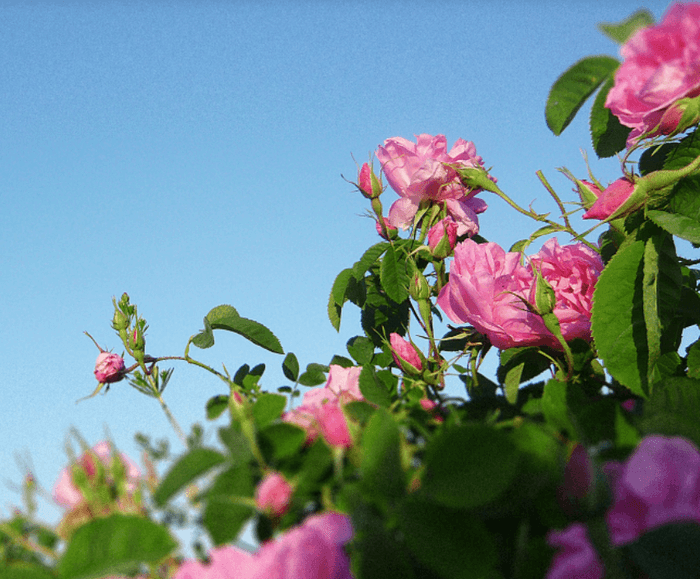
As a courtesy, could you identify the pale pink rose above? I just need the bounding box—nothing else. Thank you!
[94,352,125,383]
[545,523,604,579]
[604,435,700,546]
[174,512,353,579]
[282,365,363,448]
[437,239,602,350]
[529,239,604,342]
[53,441,141,509]
[444,197,487,238]
[389,333,423,372]
[376,134,488,229]
[582,178,636,220]
[606,2,700,143]
[427,218,458,257]
[256,472,293,517]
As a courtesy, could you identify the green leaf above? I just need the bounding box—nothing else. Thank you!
[399,499,498,579]
[591,239,649,397]
[1,563,56,579]
[251,393,287,429]
[205,395,229,420]
[193,305,283,354]
[154,447,226,506]
[647,210,700,244]
[542,379,578,437]
[379,245,409,304]
[258,422,306,461]
[353,242,389,279]
[203,465,254,545]
[590,76,630,157]
[361,408,404,502]
[625,522,700,579]
[422,424,519,509]
[640,377,700,448]
[689,340,700,380]
[282,352,299,382]
[546,56,619,135]
[58,515,176,579]
[358,365,391,407]
[498,347,552,385]
[504,362,524,405]
[298,363,328,387]
[331,268,355,306]
[347,335,375,365]
[598,9,654,44]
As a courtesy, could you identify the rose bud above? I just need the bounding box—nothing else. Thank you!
[255,472,293,517]
[94,352,125,384]
[582,177,636,221]
[389,333,423,374]
[358,162,383,199]
[375,216,398,240]
[427,218,458,259]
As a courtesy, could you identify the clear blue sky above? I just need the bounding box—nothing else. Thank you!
[1,0,672,528]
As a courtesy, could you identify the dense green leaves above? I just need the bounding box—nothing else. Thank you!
[546,56,619,136]
[358,365,391,407]
[422,424,519,509]
[202,464,254,545]
[192,305,283,354]
[625,523,700,579]
[379,245,409,304]
[154,447,226,506]
[58,515,176,579]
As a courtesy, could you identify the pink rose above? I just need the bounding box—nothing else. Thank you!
[174,512,353,579]
[427,218,458,258]
[437,239,602,350]
[582,178,636,220]
[606,2,700,143]
[256,472,293,517]
[389,333,423,373]
[375,216,397,240]
[282,365,363,448]
[605,435,700,546]
[94,352,125,383]
[546,523,604,579]
[53,441,141,509]
[375,134,488,230]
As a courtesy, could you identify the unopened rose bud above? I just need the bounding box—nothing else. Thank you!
[94,352,125,384]
[583,178,636,221]
[255,472,293,517]
[427,218,458,259]
[389,333,423,374]
[533,267,556,316]
[408,269,431,301]
[657,95,700,136]
[358,162,383,199]
[375,217,398,240]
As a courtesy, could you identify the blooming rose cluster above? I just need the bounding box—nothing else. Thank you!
[282,365,363,448]
[175,512,353,579]
[437,238,603,350]
[376,134,488,234]
[547,436,700,578]
[606,2,700,143]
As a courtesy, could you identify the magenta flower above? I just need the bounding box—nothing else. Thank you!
[256,472,293,517]
[606,2,700,143]
[437,239,603,350]
[605,435,700,546]
[282,365,363,448]
[389,333,423,373]
[546,523,604,579]
[375,134,488,230]
[582,178,636,220]
[94,352,125,383]
[53,441,141,509]
[174,512,354,579]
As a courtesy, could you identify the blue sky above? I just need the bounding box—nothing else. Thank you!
[1,0,673,529]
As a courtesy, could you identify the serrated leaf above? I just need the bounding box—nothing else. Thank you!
[154,448,226,506]
[58,515,176,579]
[546,56,620,135]
[358,365,391,407]
[598,9,654,44]
[379,245,409,304]
[591,239,649,397]
[347,335,374,365]
[252,393,287,429]
[191,316,214,349]
[205,395,229,420]
[331,268,354,306]
[193,305,283,354]
[282,352,299,382]
[298,363,328,387]
[504,362,524,405]
[353,242,389,279]
[203,464,255,545]
[590,76,630,157]
[647,210,700,244]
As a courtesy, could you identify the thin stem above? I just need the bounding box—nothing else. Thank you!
[0,522,58,561]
